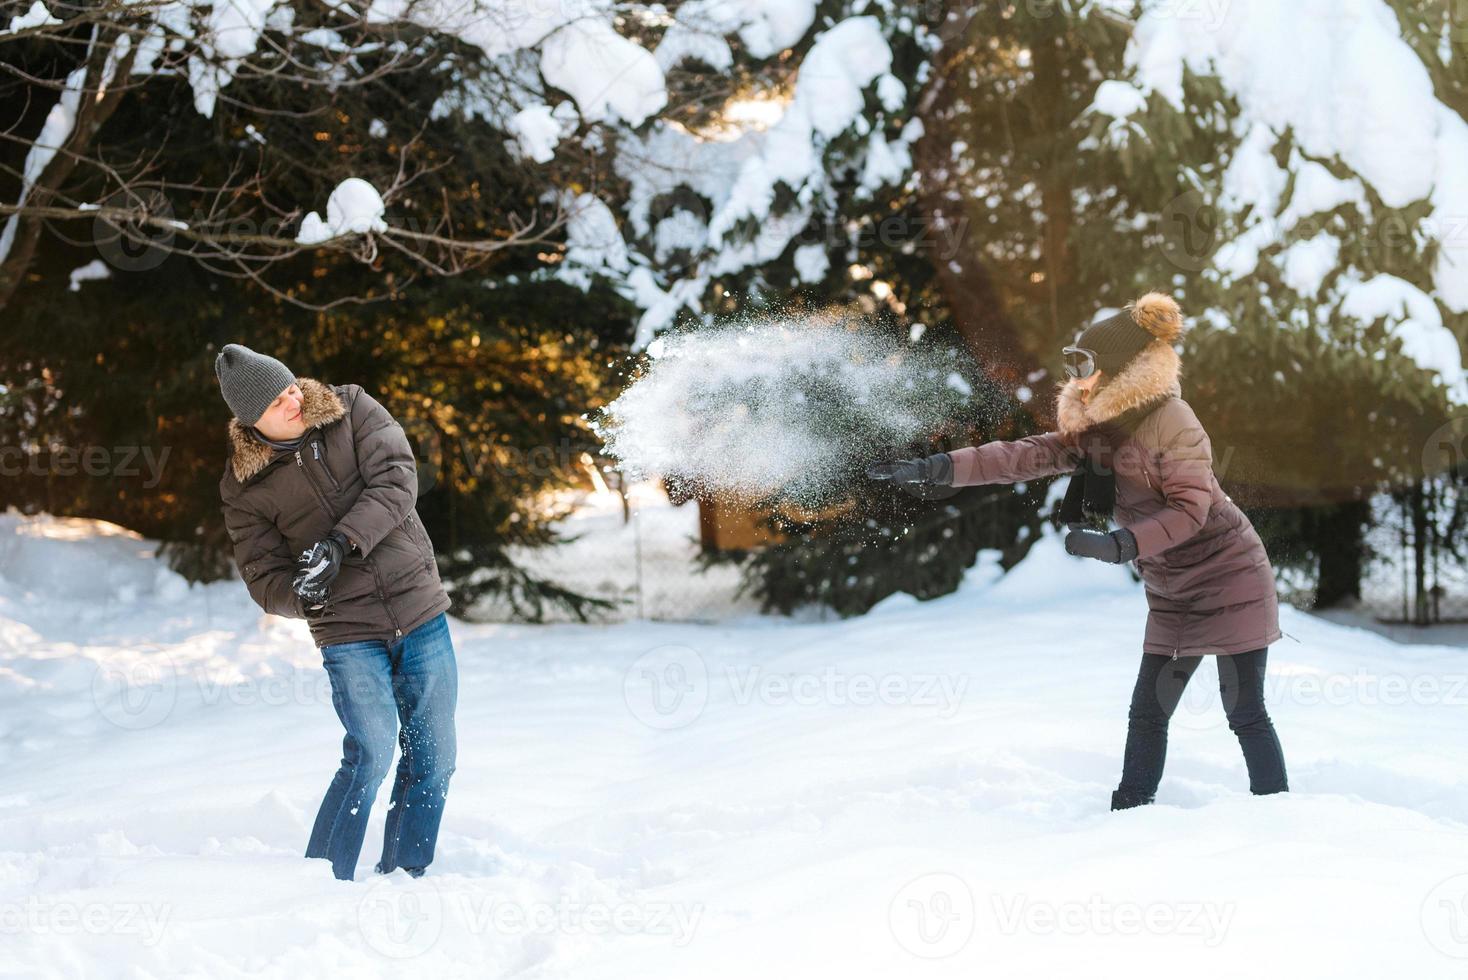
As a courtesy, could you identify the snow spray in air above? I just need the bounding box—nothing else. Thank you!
[590,315,988,507]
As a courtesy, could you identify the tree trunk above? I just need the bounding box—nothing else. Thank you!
[1313,498,1369,609]
[910,13,1041,399]
[1410,480,1430,624]
[0,27,137,312]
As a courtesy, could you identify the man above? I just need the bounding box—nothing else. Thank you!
[215,343,457,880]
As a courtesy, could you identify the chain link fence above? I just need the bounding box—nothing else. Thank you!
[467,480,763,624]
[469,473,1468,627]
[1360,480,1468,624]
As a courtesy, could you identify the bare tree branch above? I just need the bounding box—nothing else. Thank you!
[0,1,577,312]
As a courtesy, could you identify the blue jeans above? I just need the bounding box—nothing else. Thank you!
[306,612,458,880]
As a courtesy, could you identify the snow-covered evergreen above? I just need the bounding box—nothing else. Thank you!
[1093,0,1468,400]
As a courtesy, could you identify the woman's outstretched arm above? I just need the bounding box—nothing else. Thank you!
[947,432,1082,487]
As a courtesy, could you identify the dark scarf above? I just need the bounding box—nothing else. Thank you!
[1057,393,1172,527]
[249,425,304,452]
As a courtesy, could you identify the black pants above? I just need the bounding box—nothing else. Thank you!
[1116,647,1288,801]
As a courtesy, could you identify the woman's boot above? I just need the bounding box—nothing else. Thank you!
[1110,788,1155,811]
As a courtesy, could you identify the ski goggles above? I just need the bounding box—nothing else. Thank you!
[1061,345,1099,380]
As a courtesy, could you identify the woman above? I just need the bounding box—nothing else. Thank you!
[867,292,1287,809]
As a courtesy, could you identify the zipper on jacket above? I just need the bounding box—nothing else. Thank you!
[366,553,404,640]
[295,446,333,513]
[297,437,401,642]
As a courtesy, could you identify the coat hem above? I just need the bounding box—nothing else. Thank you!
[308,591,452,649]
[398,593,454,641]
[1142,627,1282,658]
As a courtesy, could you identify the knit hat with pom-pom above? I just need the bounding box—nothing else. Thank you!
[1074,292,1184,375]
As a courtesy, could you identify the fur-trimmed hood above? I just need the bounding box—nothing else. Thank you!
[225,376,346,484]
[1055,292,1185,436]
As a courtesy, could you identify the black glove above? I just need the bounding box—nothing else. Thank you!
[293,529,351,603]
[866,453,954,486]
[1064,527,1139,564]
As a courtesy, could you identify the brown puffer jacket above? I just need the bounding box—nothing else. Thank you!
[948,294,1281,658]
[219,377,451,648]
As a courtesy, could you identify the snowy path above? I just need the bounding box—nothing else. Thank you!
[4,512,1468,977]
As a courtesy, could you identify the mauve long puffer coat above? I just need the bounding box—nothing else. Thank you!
[219,377,450,648]
[947,294,1281,657]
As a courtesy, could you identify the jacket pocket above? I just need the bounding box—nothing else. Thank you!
[369,528,429,591]
[405,512,433,558]
[330,561,378,602]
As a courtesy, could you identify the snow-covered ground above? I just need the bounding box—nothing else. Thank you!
[4,506,1468,978]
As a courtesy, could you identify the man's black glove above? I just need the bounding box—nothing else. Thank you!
[865,453,954,486]
[1064,526,1139,564]
[293,529,351,604]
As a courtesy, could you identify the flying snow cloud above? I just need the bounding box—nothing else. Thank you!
[591,316,984,506]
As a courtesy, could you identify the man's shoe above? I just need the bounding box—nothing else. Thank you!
[373,861,427,878]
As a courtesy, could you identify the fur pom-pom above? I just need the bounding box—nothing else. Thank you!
[1128,292,1184,342]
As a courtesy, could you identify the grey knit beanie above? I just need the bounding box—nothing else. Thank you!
[214,343,296,424]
